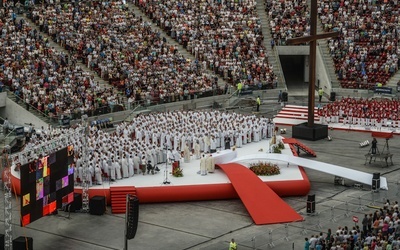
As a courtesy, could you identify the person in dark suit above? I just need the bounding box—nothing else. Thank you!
[224,136,231,150]
[371,138,377,154]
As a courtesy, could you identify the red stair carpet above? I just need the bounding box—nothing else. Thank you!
[110,186,137,213]
[275,105,320,121]
[282,138,317,157]
[218,163,303,225]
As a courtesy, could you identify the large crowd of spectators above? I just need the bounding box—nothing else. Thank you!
[320,0,400,89]
[2,0,400,124]
[305,200,400,249]
[136,0,278,89]
[0,6,120,120]
[265,0,310,45]
[265,0,400,89]
[28,1,222,107]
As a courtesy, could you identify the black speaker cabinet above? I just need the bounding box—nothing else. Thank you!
[373,173,380,180]
[330,92,336,102]
[126,196,140,240]
[89,196,106,215]
[307,201,315,214]
[69,193,82,212]
[372,179,380,190]
[307,194,315,202]
[0,234,4,250]
[13,236,33,250]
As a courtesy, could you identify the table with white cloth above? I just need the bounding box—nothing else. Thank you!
[211,149,238,165]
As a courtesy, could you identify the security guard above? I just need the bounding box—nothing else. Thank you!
[256,96,261,112]
[318,88,324,103]
[237,81,243,96]
[229,238,237,250]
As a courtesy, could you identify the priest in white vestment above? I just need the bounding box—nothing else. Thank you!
[113,159,122,180]
[95,165,102,185]
[194,140,201,159]
[183,143,191,163]
[128,155,134,177]
[206,154,215,173]
[200,155,207,176]
[121,156,129,178]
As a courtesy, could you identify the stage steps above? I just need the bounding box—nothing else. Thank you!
[288,144,299,157]
[110,186,137,214]
[276,105,320,122]
[283,138,317,157]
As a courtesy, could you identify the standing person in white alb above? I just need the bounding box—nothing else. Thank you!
[121,155,129,178]
[128,155,134,177]
[199,154,207,176]
[95,165,102,185]
[210,135,217,153]
[183,142,191,163]
[194,140,201,159]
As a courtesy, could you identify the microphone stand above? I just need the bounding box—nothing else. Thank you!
[163,147,171,185]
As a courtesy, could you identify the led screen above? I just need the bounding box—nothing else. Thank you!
[20,146,75,226]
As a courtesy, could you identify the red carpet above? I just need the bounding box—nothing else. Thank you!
[218,163,303,225]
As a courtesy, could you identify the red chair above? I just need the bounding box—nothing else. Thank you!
[102,173,109,182]
[172,161,179,172]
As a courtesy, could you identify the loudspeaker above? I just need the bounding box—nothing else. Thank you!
[306,194,315,213]
[13,236,33,250]
[330,92,336,102]
[372,179,380,190]
[69,193,82,212]
[89,196,106,215]
[126,196,139,240]
[373,173,380,180]
[0,234,4,249]
[282,92,288,102]
[306,201,315,214]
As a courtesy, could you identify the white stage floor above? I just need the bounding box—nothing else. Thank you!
[77,139,305,189]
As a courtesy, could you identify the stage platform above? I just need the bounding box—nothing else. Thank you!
[274,105,400,135]
[11,140,311,225]
[10,137,388,225]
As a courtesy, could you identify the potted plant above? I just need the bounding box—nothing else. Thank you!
[273,146,282,154]
[172,167,183,177]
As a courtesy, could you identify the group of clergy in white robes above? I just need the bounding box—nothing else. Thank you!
[15,110,275,185]
[198,154,216,176]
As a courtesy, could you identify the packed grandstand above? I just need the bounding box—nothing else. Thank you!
[0,0,398,122]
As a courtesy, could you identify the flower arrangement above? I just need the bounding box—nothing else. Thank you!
[172,167,183,177]
[278,141,285,149]
[249,161,280,176]
[273,145,282,154]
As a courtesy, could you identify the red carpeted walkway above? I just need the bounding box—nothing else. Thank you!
[218,163,303,225]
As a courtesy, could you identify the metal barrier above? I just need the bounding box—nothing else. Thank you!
[250,219,304,249]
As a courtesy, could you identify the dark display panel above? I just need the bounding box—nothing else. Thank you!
[20,145,75,226]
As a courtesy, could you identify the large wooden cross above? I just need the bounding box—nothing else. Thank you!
[286,0,339,127]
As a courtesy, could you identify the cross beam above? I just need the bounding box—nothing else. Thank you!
[286,0,339,127]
